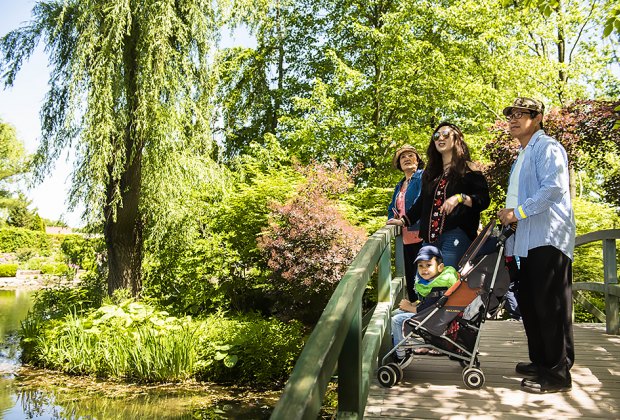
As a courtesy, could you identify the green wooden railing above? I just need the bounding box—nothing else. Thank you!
[573,229,620,334]
[270,225,403,420]
[270,228,620,419]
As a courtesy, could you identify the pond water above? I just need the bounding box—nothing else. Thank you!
[0,289,274,419]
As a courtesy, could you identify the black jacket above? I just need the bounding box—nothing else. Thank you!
[403,170,490,242]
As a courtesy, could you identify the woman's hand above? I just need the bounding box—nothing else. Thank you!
[387,218,405,226]
[440,194,461,215]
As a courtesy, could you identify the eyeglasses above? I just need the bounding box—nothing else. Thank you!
[505,111,533,122]
[433,129,452,141]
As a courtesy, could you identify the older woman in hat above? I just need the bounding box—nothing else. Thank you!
[388,144,425,301]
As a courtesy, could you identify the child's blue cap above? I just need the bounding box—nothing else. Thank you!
[414,245,443,263]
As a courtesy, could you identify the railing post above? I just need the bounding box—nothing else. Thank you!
[338,304,362,419]
[394,226,405,279]
[378,231,394,362]
[603,238,619,334]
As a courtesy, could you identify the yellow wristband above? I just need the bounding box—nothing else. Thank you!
[457,194,463,203]
[518,206,527,219]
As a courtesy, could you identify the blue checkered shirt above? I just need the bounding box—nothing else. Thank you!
[505,130,576,260]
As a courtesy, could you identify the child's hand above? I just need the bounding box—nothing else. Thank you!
[399,299,418,313]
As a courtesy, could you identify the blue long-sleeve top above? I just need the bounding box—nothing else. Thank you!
[388,169,423,232]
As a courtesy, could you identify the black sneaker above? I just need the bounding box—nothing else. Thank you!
[515,362,538,376]
[521,377,571,393]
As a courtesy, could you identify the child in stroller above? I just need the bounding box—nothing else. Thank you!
[391,245,458,361]
[378,220,513,389]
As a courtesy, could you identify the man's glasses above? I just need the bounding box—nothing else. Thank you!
[505,111,533,121]
[433,129,452,141]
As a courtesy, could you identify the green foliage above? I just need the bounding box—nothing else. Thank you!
[210,142,301,269]
[0,227,50,254]
[143,138,301,315]
[572,197,620,322]
[21,300,303,386]
[0,120,29,212]
[7,197,45,231]
[603,5,620,38]
[194,312,305,386]
[60,235,104,270]
[40,262,71,276]
[0,263,17,277]
[258,162,367,323]
[340,186,392,234]
[143,232,242,315]
[27,301,197,382]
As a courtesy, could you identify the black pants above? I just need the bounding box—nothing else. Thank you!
[516,246,574,381]
[403,242,423,301]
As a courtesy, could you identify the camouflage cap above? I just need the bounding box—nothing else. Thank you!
[502,97,545,116]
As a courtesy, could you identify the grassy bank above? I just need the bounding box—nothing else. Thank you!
[21,298,305,387]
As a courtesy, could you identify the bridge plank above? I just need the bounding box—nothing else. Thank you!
[364,321,620,419]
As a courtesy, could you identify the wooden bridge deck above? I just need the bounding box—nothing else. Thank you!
[364,321,620,419]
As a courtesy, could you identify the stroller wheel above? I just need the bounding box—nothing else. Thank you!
[387,362,403,383]
[377,364,399,388]
[462,367,485,389]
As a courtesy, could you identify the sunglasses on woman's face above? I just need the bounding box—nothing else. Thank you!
[433,129,452,141]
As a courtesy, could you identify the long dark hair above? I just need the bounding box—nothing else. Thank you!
[422,122,471,193]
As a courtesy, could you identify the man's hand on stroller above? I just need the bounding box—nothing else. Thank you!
[497,207,517,226]
[398,299,418,313]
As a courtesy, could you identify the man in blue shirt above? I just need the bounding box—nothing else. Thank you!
[497,97,575,394]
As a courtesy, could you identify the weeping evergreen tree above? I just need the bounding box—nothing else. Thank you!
[0,0,218,295]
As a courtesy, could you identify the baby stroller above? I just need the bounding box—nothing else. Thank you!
[377,220,513,389]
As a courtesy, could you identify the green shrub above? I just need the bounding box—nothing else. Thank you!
[21,300,303,386]
[258,163,367,324]
[194,312,305,386]
[40,262,71,276]
[0,263,18,277]
[23,300,197,381]
[142,232,242,315]
[16,248,39,262]
[0,227,51,254]
[60,235,104,270]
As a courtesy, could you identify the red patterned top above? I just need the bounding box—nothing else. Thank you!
[429,174,449,242]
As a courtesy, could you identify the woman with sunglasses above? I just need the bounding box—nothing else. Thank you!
[388,144,425,301]
[388,122,490,268]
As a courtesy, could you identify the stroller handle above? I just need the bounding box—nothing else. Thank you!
[497,223,516,245]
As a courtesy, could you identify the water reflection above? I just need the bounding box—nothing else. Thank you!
[0,289,33,375]
[0,289,274,420]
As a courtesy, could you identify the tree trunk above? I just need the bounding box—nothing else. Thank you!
[103,17,144,297]
[272,0,284,133]
[104,153,143,296]
[569,165,576,201]
[556,2,566,106]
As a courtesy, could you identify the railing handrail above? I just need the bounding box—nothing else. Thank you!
[270,225,399,419]
[573,228,620,334]
[575,229,620,247]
